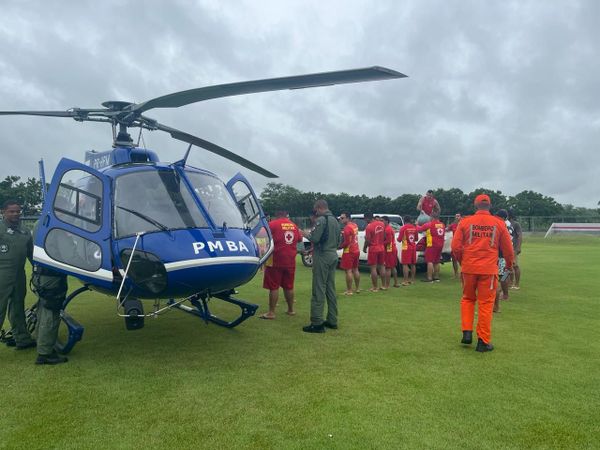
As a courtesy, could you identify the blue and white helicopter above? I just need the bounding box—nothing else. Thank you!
[0,67,405,353]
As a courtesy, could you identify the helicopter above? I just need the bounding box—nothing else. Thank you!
[0,66,406,353]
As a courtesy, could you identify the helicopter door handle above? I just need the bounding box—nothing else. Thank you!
[43,214,50,227]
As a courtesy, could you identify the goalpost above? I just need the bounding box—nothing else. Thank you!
[544,223,600,238]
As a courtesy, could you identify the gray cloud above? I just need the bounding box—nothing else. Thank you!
[1,0,599,207]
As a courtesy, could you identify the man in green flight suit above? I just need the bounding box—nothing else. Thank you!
[302,199,341,333]
[31,222,69,365]
[0,200,36,350]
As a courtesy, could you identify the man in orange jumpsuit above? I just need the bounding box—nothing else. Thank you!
[451,194,514,352]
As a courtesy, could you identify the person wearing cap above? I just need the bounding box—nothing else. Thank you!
[447,213,462,278]
[451,194,514,352]
[259,211,302,320]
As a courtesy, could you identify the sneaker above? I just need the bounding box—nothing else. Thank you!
[475,338,494,352]
[35,352,68,365]
[302,324,326,333]
[461,330,473,345]
[323,321,338,330]
[15,341,36,350]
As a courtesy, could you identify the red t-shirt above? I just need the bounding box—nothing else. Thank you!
[266,217,301,267]
[397,224,418,250]
[421,196,436,215]
[341,222,359,254]
[417,220,445,248]
[365,220,385,252]
[447,222,458,233]
[384,224,396,253]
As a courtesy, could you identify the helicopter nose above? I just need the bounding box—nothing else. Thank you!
[119,249,168,295]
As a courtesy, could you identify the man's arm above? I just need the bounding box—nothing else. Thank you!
[432,200,441,215]
[415,222,429,233]
[451,222,465,263]
[305,217,325,243]
[499,226,515,269]
[513,222,523,254]
[416,196,424,212]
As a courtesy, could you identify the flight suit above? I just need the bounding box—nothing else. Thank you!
[31,223,69,356]
[0,220,35,346]
[307,210,341,326]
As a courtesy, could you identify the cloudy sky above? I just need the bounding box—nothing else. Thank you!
[1,0,599,208]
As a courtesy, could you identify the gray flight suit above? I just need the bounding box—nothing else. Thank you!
[306,210,341,326]
[31,223,69,356]
[0,219,35,346]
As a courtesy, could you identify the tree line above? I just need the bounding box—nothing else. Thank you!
[1,175,597,220]
[260,182,599,218]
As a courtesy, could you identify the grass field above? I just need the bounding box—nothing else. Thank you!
[1,235,598,449]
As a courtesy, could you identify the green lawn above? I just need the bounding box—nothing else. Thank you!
[1,236,598,449]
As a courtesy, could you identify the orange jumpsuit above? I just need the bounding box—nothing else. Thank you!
[451,210,514,344]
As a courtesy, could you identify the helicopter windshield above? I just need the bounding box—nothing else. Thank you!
[184,171,244,229]
[114,169,208,238]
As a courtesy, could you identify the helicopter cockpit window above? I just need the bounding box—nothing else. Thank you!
[53,169,102,233]
[45,228,102,272]
[114,170,208,238]
[185,171,244,229]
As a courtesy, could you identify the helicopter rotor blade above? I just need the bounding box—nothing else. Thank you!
[130,66,406,114]
[0,110,79,118]
[154,122,278,178]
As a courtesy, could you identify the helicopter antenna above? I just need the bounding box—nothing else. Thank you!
[175,143,193,166]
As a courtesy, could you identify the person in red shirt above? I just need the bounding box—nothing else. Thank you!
[339,212,360,295]
[416,189,441,225]
[416,210,445,282]
[260,211,302,319]
[451,194,514,352]
[447,213,462,278]
[382,216,399,289]
[363,213,385,291]
[397,215,418,285]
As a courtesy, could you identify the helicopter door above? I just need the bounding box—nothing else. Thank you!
[34,158,114,290]
[226,173,273,263]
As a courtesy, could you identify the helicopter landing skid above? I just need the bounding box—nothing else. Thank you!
[167,291,258,328]
[23,285,88,355]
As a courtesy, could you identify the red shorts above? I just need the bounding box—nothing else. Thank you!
[340,252,359,270]
[401,248,416,265]
[263,266,295,290]
[367,250,385,266]
[385,251,398,268]
[424,246,442,264]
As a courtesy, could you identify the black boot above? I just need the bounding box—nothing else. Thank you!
[475,338,494,352]
[35,352,68,365]
[461,330,473,344]
[302,324,325,333]
[323,321,338,330]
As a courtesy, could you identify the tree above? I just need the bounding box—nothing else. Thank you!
[0,176,44,215]
[507,190,563,216]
